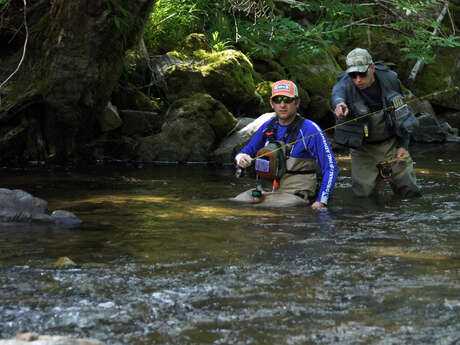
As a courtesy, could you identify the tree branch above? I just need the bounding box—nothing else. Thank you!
[354,22,406,36]
[0,0,28,94]
[407,1,449,84]
[375,1,403,21]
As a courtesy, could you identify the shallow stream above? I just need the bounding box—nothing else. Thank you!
[1,143,459,344]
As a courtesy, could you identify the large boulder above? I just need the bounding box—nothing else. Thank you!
[0,189,81,226]
[410,47,460,111]
[441,110,460,129]
[411,113,448,143]
[136,93,237,162]
[158,38,261,116]
[279,49,339,123]
[119,110,161,137]
[213,112,276,164]
[97,102,123,132]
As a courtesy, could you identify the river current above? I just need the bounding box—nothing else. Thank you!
[1,143,459,345]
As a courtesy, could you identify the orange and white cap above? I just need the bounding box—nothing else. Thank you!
[271,80,298,98]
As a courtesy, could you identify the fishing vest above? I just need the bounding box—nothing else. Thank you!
[334,62,419,148]
[254,115,316,183]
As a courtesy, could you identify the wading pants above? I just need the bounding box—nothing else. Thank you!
[350,137,421,198]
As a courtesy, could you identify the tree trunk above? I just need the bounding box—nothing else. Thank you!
[0,0,155,165]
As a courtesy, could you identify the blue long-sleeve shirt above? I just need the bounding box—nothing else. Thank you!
[237,116,338,204]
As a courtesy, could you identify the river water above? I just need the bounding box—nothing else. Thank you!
[0,143,459,345]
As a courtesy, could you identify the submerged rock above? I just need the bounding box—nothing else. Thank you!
[52,256,78,267]
[0,189,82,226]
[0,333,105,344]
[411,113,448,142]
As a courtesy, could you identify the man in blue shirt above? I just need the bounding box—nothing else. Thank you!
[234,80,338,209]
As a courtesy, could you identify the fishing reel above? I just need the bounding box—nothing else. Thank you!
[376,161,392,179]
[251,188,262,198]
[251,183,263,198]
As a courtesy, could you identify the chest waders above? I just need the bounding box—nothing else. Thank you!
[253,115,315,195]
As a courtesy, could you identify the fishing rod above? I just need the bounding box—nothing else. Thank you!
[247,85,460,162]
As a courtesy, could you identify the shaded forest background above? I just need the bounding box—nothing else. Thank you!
[1,0,459,166]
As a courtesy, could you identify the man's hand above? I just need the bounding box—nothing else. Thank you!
[395,147,408,163]
[235,153,252,168]
[334,102,349,119]
[311,201,326,209]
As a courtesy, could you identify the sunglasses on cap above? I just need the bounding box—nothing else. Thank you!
[271,96,297,104]
[348,69,369,79]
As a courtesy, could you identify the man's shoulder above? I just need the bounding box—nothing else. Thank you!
[374,60,390,70]
[374,61,398,78]
[297,116,322,132]
[334,72,353,89]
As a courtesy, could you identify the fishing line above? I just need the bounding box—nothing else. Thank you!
[250,85,459,161]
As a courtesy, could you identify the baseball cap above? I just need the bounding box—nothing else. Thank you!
[346,48,373,73]
[271,80,298,98]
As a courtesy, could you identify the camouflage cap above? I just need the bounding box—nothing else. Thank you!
[346,48,373,73]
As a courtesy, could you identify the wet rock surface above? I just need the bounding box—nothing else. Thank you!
[0,189,81,226]
[0,333,105,345]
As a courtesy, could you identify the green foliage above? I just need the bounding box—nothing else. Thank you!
[142,0,459,65]
[389,1,460,62]
[103,0,134,50]
[220,0,459,64]
[204,8,235,53]
[210,31,233,52]
[144,0,208,54]
[237,14,328,59]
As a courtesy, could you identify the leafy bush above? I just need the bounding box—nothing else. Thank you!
[204,5,235,53]
[144,0,209,54]
[223,0,459,63]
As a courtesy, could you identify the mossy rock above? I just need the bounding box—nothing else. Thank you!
[277,50,335,121]
[332,27,409,78]
[256,81,273,113]
[252,58,286,76]
[179,33,211,55]
[163,49,260,116]
[279,50,337,100]
[136,117,215,162]
[262,71,284,83]
[412,47,460,110]
[136,93,236,162]
[111,82,161,112]
[165,93,237,138]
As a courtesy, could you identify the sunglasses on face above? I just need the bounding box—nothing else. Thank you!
[271,96,296,104]
[348,70,369,79]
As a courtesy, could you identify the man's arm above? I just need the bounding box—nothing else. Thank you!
[306,122,339,207]
[331,79,350,119]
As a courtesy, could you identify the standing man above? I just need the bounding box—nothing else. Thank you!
[235,80,338,209]
[332,48,421,198]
